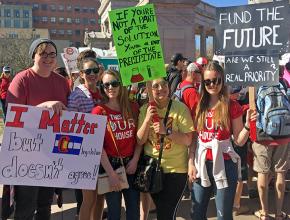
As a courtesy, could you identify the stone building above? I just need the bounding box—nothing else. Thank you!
[84,0,216,62]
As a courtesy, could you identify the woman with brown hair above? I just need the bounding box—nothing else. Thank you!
[92,69,141,220]
[189,62,256,220]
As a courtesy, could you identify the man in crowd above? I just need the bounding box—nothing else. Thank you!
[167,53,185,97]
[6,38,70,220]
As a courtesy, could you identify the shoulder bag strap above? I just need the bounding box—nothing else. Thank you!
[157,99,173,169]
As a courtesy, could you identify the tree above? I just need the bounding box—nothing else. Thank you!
[0,38,33,74]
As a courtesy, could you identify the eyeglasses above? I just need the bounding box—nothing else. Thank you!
[39,52,57,58]
[152,81,168,90]
[102,80,121,89]
[204,77,222,86]
[82,67,100,75]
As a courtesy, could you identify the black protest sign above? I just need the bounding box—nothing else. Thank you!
[215,0,289,55]
[224,55,279,87]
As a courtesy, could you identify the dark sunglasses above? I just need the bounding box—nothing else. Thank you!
[82,67,100,75]
[4,71,10,74]
[204,77,222,86]
[102,80,121,89]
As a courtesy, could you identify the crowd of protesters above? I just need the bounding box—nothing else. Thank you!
[1,38,289,220]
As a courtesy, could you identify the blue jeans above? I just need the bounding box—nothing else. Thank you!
[191,160,238,220]
[105,174,140,220]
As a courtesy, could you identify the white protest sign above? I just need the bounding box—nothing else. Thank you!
[0,104,107,190]
[61,47,79,75]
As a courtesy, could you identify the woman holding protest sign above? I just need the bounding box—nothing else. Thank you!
[137,77,194,220]
[189,62,257,220]
[91,69,142,220]
[68,56,105,220]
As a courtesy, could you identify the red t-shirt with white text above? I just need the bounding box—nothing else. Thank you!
[91,104,138,157]
[198,100,243,160]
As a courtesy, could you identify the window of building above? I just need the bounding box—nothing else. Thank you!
[67,5,72,11]
[98,18,101,24]
[206,36,214,59]
[42,16,48,22]
[50,17,56,23]
[89,18,96,25]
[33,16,39,23]
[67,18,72,24]
[9,33,18,39]
[23,10,29,18]
[59,5,64,11]
[83,18,88,25]
[13,19,20,28]
[41,4,47,10]
[89,8,96,13]
[67,30,73,35]
[14,9,20,17]
[82,7,88,13]
[58,29,65,35]
[75,18,80,24]
[4,9,11,17]
[50,4,56,11]
[75,30,81,35]
[4,19,11,27]
[59,17,64,23]
[74,6,80,12]
[75,41,81,47]
[33,4,39,10]
[51,29,57,35]
[23,19,29,28]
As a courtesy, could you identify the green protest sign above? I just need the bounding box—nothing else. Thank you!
[109,4,166,86]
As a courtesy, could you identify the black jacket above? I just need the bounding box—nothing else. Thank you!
[167,66,182,97]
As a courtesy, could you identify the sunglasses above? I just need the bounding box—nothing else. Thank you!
[82,67,100,75]
[152,81,168,90]
[204,77,222,86]
[102,80,121,89]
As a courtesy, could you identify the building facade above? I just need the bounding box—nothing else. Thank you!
[0,0,101,47]
[85,0,215,62]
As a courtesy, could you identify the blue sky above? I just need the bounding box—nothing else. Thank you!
[203,0,248,7]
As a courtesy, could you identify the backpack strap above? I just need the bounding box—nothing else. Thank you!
[179,84,194,99]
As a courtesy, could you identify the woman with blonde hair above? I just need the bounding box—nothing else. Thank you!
[92,69,141,220]
[189,62,256,220]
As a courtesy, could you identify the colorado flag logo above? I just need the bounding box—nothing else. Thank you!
[53,134,83,155]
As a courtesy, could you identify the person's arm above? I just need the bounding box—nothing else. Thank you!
[136,105,155,145]
[188,132,198,182]
[232,109,257,146]
[126,144,143,174]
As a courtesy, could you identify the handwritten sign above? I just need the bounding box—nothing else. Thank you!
[0,104,107,190]
[224,55,279,86]
[61,47,79,75]
[215,0,289,55]
[109,4,166,86]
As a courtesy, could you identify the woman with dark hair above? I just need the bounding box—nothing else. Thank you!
[92,69,141,220]
[67,57,104,220]
[137,77,194,219]
[189,62,256,220]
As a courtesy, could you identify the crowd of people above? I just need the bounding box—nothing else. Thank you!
[1,38,289,220]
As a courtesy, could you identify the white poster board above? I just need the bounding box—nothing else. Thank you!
[0,104,107,190]
[61,47,79,75]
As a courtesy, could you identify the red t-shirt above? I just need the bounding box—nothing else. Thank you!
[0,76,11,99]
[179,80,200,119]
[198,100,243,160]
[7,68,70,106]
[91,103,139,157]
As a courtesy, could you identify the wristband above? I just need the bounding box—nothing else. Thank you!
[244,125,250,131]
